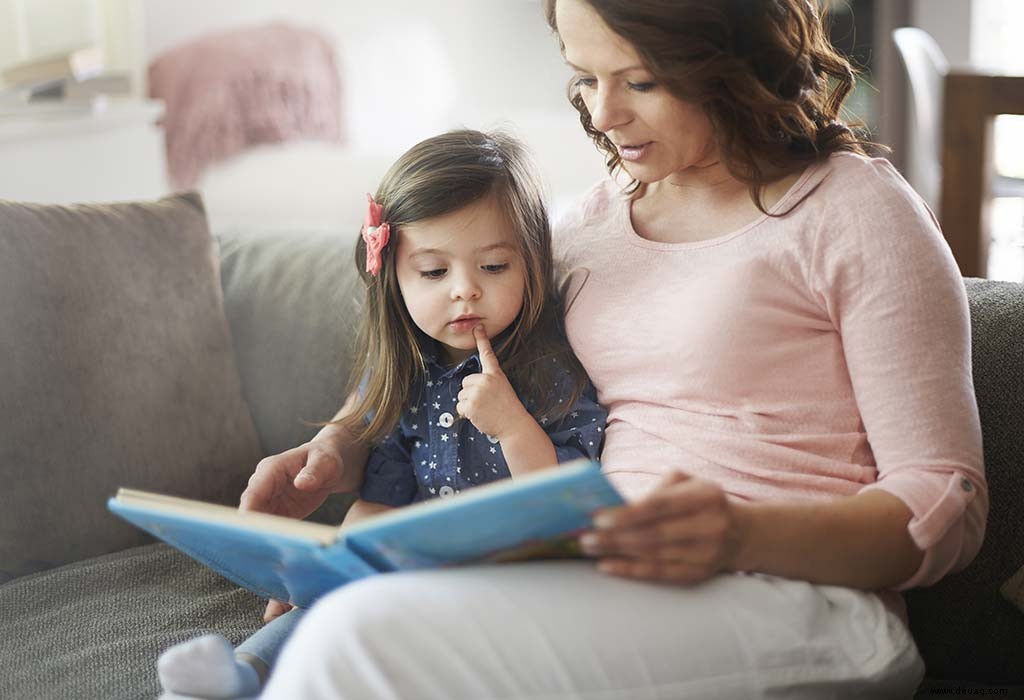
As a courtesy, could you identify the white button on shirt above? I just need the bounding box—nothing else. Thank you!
[439,412,455,428]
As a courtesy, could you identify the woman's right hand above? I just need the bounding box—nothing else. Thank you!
[245,441,344,623]
[239,440,346,519]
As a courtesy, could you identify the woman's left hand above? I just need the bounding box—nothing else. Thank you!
[579,470,749,584]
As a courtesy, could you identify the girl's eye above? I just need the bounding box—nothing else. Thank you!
[628,81,656,92]
[420,269,446,279]
[482,264,509,273]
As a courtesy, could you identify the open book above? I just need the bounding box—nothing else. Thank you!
[108,460,622,608]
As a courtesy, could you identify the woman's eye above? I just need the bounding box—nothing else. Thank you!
[628,81,656,92]
[482,264,509,273]
[420,269,446,279]
[574,76,596,90]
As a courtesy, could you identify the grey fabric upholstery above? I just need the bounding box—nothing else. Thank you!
[904,278,1024,683]
[0,195,263,583]
[217,233,360,459]
[0,544,263,700]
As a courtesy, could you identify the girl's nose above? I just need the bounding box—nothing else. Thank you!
[450,273,482,301]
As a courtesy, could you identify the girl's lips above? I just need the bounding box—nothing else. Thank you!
[618,142,652,162]
[448,318,481,333]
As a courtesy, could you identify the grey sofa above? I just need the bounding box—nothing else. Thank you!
[0,194,1021,699]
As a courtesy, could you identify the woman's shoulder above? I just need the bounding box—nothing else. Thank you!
[812,151,926,211]
[552,178,624,262]
[798,150,940,246]
[554,179,623,232]
[803,151,953,280]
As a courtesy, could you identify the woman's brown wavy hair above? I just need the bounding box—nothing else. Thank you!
[544,0,871,212]
[338,129,589,445]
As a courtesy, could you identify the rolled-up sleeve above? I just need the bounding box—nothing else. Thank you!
[359,431,417,507]
[863,468,987,589]
[813,158,987,590]
[545,380,607,464]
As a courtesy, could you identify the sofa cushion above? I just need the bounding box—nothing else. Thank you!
[0,544,264,700]
[0,194,264,582]
[904,278,1024,683]
[217,232,360,457]
[218,232,362,524]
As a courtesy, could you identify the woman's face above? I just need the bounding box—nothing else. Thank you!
[555,0,719,184]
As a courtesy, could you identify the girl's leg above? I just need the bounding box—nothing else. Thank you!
[262,562,924,700]
[158,609,304,699]
[236,608,305,679]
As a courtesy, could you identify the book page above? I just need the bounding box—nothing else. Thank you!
[114,488,340,545]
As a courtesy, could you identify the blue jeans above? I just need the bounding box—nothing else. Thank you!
[236,608,305,668]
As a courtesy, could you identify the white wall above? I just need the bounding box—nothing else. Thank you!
[912,0,1024,70]
[911,0,974,68]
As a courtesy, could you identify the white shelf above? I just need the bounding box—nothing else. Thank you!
[0,98,169,204]
[0,98,163,143]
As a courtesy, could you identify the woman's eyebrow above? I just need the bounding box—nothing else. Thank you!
[566,59,645,76]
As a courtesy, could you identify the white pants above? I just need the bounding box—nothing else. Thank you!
[260,562,924,699]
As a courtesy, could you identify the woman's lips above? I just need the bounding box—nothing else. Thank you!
[618,142,652,162]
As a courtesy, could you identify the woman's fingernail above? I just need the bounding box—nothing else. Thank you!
[593,513,614,529]
[579,534,599,552]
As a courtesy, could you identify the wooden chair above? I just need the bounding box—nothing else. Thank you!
[892,27,1024,276]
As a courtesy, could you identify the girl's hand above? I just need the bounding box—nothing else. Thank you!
[579,471,750,584]
[456,325,532,439]
[263,599,293,623]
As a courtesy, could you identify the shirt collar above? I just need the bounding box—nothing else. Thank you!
[417,332,482,379]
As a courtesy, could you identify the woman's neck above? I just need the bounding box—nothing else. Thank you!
[630,162,802,245]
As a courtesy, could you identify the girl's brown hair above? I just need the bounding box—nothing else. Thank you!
[545,0,870,211]
[340,129,589,444]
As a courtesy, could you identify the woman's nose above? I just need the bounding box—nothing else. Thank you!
[587,86,626,134]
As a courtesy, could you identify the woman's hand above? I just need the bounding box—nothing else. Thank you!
[457,325,532,440]
[579,471,749,584]
[239,440,346,519]
[245,441,348,625]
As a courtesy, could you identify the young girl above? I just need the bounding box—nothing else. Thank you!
[157,129,607,699]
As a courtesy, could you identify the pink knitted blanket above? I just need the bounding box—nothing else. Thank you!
[149,22,342,189]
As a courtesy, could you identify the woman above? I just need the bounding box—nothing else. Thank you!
[248,1,986,696]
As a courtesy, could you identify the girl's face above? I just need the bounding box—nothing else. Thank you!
[395,196,527,366]
[555,0,719,184]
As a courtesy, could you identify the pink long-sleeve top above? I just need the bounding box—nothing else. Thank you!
[555,152,987,591]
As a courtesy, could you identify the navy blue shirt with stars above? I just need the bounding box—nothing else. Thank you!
[360,346,607,506]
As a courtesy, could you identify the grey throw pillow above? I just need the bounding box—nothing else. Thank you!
[0,193,264,582]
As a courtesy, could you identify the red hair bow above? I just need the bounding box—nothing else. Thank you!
[361,193,390,276]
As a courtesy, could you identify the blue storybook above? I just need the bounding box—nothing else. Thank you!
[107,460,623,608]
